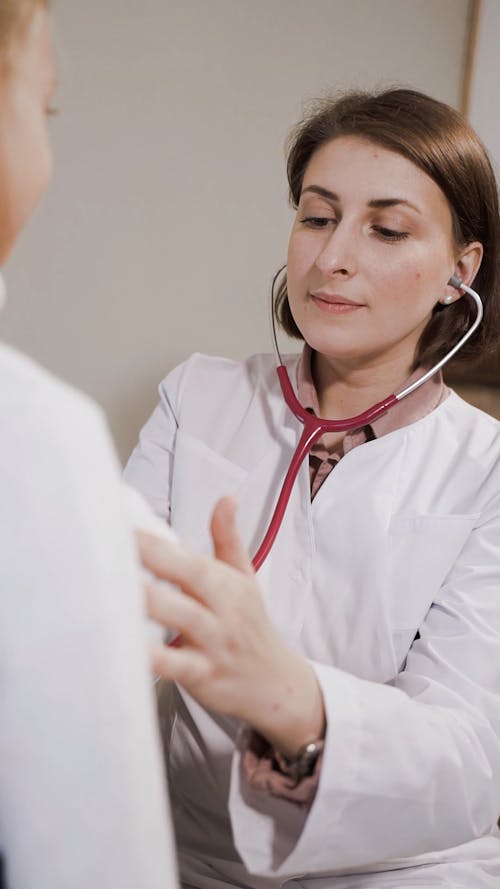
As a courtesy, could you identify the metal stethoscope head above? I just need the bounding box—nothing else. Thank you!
[251,273,483,570]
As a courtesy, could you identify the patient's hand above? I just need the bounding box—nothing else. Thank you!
[138,498,325,759]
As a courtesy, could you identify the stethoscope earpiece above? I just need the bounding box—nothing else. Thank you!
[256,271,484,571]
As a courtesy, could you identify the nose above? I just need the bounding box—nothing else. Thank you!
[314,221,356,278]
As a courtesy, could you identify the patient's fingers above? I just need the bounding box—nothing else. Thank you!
[210,497,254,576]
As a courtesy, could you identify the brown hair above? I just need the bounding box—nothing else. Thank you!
[0,0,49,61]
[275,88,500,368]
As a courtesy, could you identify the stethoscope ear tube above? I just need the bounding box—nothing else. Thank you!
[397,279,483,400]
[269,264,287,367]
[252,275,484,571]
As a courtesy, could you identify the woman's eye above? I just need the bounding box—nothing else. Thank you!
[300,216,336,229]
[373,225,409,242]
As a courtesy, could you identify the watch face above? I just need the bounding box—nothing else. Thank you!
[299,743,322,778]
[274,739,324,782]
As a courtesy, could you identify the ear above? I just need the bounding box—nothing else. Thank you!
[443,241,483,303]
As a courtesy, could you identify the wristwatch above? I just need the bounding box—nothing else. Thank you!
[273,738,324,784]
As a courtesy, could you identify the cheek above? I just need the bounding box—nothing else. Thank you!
[408,260,445,305]
[377,253,441,311]
[32,124,52,194]
[286,231,315,292]
[0,120,51,263]
[404,236,453,291]
[286,231,301,269]
[286,234,301,300]
[408,268,437,305]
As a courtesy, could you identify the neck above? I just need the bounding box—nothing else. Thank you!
[313,350,415,419]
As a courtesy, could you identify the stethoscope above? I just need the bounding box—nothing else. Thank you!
[167,272,482,648]
[250,272,483,571]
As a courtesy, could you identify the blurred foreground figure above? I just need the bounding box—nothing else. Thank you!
[0,3,178,886]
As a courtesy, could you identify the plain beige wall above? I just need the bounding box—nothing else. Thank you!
[2,0,469,462]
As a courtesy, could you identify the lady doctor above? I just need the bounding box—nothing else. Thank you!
[127,89,500,887]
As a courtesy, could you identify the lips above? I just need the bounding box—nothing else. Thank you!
[310,291,362,306]
[309,291,364,313]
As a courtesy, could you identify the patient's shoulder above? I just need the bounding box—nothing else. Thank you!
[0,342,112,464]
[0,341,103,426]
[0,342,96,414]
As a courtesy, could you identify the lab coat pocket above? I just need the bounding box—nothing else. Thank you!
[170,429,249,551]
[388,513,478,629]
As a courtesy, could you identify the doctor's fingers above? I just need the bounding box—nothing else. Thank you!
[151,642,212,687]
[138,531,216,605]
[210,496,254,577]
[138,530,259,613]
[146,581,220,650]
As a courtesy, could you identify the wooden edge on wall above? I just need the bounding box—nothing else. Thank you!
[449,0,500,389]
[461,0,482,117]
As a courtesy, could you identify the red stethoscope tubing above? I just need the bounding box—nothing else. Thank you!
[168,379,397,648]
[250,276,482,571]
[250,366,397,570]
[167,277,481,646]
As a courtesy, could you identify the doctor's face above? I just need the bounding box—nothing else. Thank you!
[0,5,55,265]
[286,136,460,375]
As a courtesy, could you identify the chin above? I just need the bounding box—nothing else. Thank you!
[302,330,362,360]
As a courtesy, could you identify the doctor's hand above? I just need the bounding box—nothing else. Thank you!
[138,497,325,759]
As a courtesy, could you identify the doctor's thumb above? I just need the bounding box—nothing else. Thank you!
[210,496,254,576]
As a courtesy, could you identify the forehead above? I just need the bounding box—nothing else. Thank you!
[302,135,450,214]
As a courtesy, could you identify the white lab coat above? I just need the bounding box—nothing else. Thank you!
[125,351,500,888]
[0,342,179,889]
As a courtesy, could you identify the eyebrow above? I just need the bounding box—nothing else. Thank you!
[368,197,421,214]
[300,185,421,214]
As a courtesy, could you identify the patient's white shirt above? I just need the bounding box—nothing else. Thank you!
[0,342,178,889]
